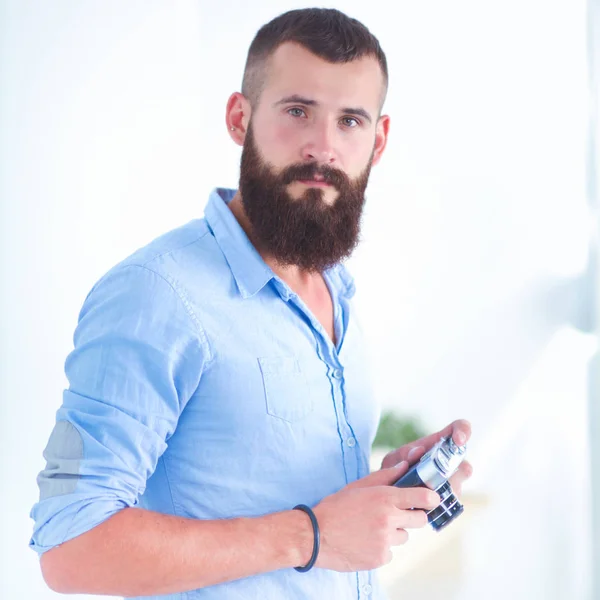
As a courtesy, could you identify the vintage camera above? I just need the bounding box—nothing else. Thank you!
[392,435,467,531]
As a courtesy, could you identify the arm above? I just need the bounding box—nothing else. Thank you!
[41,506,313,596]
[42,462,442,594]
[30,265,212,583]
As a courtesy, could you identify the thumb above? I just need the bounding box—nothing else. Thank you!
[348,461,409,489]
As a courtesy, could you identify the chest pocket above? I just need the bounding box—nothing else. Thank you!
[258,356,315,423]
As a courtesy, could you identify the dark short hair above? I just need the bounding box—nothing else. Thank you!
[242,8,388,112]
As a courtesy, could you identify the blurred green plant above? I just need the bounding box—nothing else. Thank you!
[372,410,427,449]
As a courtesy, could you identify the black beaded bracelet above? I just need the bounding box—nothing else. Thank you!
[293,504,320,572]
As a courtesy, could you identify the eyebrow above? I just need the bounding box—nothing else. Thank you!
[273,94,373,125]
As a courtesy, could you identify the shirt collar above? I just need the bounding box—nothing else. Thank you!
[204,188,274,299]
[204,187,356,300]
[328,263,356,299]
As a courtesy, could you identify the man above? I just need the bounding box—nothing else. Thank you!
[30,7,472,599]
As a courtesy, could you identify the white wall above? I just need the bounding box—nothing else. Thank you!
[0,1,595,599]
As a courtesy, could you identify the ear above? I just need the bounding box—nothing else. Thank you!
[226,92,252,146]
[371,114,390,167]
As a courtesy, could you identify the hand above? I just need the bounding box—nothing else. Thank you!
[310,463,440,572]
[380,419,473,498]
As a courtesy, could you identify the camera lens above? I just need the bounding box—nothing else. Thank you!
[427,481,464,531]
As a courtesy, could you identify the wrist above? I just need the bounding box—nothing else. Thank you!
[292,505,320,572]
[285,509,315,569]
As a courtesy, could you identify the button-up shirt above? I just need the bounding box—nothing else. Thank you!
[30,187,385,599]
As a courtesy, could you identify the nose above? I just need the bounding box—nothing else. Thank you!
[300,121,337,165]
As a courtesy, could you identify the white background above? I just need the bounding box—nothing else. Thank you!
[0,1,597,599]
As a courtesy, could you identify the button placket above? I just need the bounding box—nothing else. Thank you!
[357,572,372,598]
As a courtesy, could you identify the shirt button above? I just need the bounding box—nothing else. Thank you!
[362,583,372,595]
[347,437,356,447]
[332,368,343,379]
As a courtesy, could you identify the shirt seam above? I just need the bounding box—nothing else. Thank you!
[121,263,215,367]
[139,228,210,268]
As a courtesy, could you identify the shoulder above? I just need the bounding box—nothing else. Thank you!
[87,217,226,298]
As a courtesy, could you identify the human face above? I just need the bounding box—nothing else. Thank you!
[228,41,390,271]
[249,41,388,206]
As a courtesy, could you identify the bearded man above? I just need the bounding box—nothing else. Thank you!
[30,8,472,600]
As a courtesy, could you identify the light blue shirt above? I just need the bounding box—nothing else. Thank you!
[30,187,385,599]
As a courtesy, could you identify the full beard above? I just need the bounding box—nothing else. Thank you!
[238,122,373,273]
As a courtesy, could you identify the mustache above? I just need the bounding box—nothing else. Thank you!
[280,163,349,189]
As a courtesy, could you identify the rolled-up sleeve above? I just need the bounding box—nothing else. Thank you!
[29,264,208,555]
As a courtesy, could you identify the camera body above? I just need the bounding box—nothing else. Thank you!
[392,435,467,531]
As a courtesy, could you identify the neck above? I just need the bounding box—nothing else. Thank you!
[227,191,322,292]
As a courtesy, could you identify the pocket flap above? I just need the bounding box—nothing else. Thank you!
[258,356,314,423]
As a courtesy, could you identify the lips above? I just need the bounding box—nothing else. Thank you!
[297,177,332,186]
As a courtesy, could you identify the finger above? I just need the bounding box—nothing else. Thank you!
[395,419,472,464]
[449,461,473,497]
[407,445,426,464]
[394,508,429,530]
[386,444,425,466]
[380,448,404,469]
[449,460,473,485]
[460,460,473,479]
[433,419,472,448]
[349,462,410,490]
[452,480,462,496]
[450,419,472,446]
[388,486,440,511]
[389,528,409,547]
[431,419,471,447]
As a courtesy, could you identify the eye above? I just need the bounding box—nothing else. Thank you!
[341,117,360,128]
[288,107,306,118]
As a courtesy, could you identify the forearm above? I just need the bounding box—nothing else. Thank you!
[40,506,313,596]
